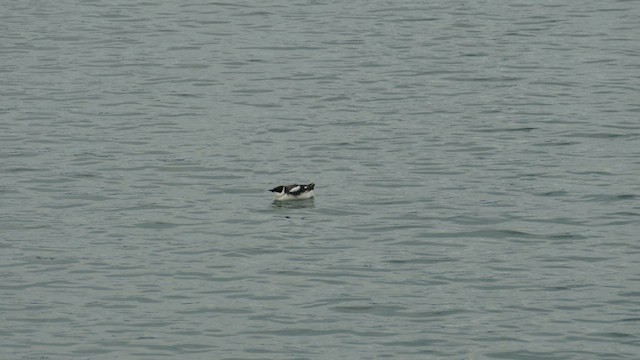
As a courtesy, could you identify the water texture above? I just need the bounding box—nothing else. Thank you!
[1,0,639,359]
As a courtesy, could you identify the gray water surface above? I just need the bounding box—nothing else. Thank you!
[2,1,639,359]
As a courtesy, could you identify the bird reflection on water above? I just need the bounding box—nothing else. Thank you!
[271,198,315,209]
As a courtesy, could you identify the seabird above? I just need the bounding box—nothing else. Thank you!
[269,183,315,201]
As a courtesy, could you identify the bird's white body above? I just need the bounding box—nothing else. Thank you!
[273,190,314,201]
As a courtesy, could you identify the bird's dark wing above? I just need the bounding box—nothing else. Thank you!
[287,184,303,195]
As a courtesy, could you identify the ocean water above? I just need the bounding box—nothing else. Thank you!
[1,1,639,359]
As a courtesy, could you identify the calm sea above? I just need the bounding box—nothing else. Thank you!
[2,1,639,359]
